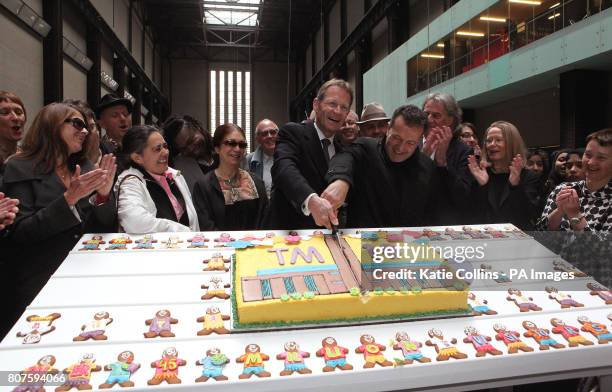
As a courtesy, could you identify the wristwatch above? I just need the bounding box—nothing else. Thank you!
[569,215,583,227]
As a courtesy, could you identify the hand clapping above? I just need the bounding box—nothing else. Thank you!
[508,154,523,186]
[0,192,19,230]
[467,154,489,186]
[63,165,108,207]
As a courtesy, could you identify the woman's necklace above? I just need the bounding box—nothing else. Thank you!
[216,169,239,188]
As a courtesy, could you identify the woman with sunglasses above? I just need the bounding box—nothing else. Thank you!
[2,102,116,333]
[115,125,199,233]
[193,123,268,230]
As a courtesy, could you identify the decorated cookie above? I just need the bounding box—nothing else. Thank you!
[133,235,157,250]
[106,235,132,250]
[361,231,379,241]
[162,236,182,249]
[493,323,534,354]
[355,334,393,368]
[214,233,235,244]
[225,240,254,249]
[12,355,58,392]
[484,226,507,238]
[577,316,612,344]
[144,310,177,338]
[196,306,230,335]
[522,321,565,350]
[73,311,113,341]
[284,234,301,245]
[550,318,593,347]
[147,347,186,385]
[421,229,446,241]
[462,226,489,239]
[468,292,497,316]
[463,326,502,357]
[587,282,612,304]
[425,328,468,361]
[195,348,229,382]
[79,235,105,251]
[236,344,271,379]
[444,227,469,240]
[201,277,230,300]
[56,353,101,391]
[315,337,353,372]
[276,341,312,376]
[187,234,209,248]
[504,226,529,238]
[385,232,404,242]
[506,288,542,312]
[99,351,140,389]
[545,286,584,308]
[16,313,61,345]
[203,253,230,272]
[552,260,587,277]
[481,264,511,283]
[392,331,431,365]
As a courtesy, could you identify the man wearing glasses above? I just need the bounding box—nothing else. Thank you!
[267,79,353,229]
[244,119,279,198]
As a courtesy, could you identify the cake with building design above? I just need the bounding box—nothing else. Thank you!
[232,230,470,328]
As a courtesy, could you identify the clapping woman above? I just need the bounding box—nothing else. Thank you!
[2,102,116,327]
[467,121,540,230]
[193,123,267,230]
[115,125,199,233]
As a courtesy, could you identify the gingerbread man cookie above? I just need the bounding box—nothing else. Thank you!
[99,351,140,389]
[56,353,101,391]
[506,288,542,312]
[587,282,612,304]
[201,277,230,300]
[545,286,584,308]
[73,311,113,341]
[522,321,565,350]
[195,348,229,382]
[188,233,209,248]
[550,318,593,347]
[133,235,157,250]
[236,344,271,379]
[481,264,511,283]
[16,313,61,345]
[162,236,183,249]
[578,316,612,344]
[425,328,468,361]
[316,337,353,372]
[144,310,178,338]
[463,326,502,357]
[468,292,498,316]
[203,253,230,272]
[196,306,230,335]
[392,331,431,365]
[276,341,312,376]
[493,323,534,354]
[106,235,132,250]
[552,260,586,277]
[147,347,186,385]
[13,355,58,392]
[79,235,105,251]
[355,334,393,368]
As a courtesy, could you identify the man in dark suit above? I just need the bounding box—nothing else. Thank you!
[267,79,353,229]
[96,93,133,155]
[422,92,474,224]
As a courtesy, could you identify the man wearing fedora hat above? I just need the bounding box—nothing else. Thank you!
[357,102,390,139]
[96,93,133,155]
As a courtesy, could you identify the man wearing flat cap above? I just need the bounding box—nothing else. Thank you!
[96,93,133,155]
[357,102,390,139]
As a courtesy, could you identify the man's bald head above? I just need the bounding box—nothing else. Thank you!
[255,118,279,156]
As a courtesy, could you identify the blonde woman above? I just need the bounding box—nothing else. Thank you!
[467,121,540,229]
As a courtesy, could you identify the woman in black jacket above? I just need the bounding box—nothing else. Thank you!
[467,121,540,230]
[193,123,267,230]
[2,102,116,332]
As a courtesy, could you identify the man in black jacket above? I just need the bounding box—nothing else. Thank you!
[322,105,450,228]
[267,79,353,229]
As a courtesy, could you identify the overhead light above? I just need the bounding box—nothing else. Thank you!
[548,12,561,20]
[457,31,485,37]
[480,16,507,23]
[509,0,541,5]
[436,43,445,48]
[421,53,445,59]
[549,2,560,8]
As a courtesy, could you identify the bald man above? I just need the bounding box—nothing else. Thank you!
[245,118,279,198]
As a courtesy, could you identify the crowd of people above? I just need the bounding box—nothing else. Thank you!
[0,80,610,335]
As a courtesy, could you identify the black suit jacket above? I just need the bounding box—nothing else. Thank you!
[1,157,116,332]
[439,136,475,224]
[266,122,342,229]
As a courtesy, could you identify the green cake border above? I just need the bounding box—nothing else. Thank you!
[231,255,471,330]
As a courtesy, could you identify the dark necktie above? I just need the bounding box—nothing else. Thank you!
[321,138,331,164]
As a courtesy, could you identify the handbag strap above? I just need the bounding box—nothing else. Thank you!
[115,174,142,231]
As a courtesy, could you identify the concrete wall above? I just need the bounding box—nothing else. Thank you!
[347,0,364,33]
[170,59,209,124]
[252,62,295,130]
[329,1,341,53]
[63,59,87,101]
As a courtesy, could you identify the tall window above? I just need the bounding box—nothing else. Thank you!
[210,69,252,152]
